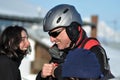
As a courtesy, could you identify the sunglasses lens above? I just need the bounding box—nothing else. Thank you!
[48,28,64,38]
[49,31,60,38]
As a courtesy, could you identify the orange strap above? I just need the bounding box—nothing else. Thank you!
[78,38,100,50]
[83,39,100,50]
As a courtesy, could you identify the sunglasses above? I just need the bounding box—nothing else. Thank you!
[48,28,64,38]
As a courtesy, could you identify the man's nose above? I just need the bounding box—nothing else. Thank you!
[50,36,56,43]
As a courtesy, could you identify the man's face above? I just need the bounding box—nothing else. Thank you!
[48,27,71,50]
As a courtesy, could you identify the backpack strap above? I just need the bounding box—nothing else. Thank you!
[78,38,100,50]
[78,38,115,79]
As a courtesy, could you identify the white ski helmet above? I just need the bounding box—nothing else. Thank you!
[43,4,83,32]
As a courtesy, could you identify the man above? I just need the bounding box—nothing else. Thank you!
[36,4,114,80]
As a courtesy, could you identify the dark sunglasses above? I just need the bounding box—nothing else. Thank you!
[48,28,64,38]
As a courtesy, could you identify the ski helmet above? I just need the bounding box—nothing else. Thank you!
[43,4,83,32]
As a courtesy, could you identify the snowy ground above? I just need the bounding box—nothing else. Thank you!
[104,45,120,80]
[20,44,120,80]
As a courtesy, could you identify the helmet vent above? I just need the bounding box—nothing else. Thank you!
[63,8,69,13]
[57,17,61,23]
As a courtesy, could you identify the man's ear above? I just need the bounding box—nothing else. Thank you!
[66,22,80,42]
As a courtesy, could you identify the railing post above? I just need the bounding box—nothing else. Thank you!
[91,15,98,38]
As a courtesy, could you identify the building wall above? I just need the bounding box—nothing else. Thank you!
[31,42,51,74]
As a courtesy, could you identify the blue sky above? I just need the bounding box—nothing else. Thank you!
[26,0,120,32]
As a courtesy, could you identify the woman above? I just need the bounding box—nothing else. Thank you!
[0,25,30,80]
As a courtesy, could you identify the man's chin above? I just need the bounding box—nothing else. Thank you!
[58,47,66,51]
[58,46,63,50]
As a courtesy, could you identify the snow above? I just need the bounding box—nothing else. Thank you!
[104,45,120,77]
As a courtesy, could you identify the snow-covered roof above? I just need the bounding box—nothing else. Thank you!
[0,0,46,18]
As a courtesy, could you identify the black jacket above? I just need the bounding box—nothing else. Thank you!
[0,55,22,80]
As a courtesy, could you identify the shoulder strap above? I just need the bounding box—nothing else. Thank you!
[78,38,100,50]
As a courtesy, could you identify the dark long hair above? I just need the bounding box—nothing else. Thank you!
[0,25,29,58]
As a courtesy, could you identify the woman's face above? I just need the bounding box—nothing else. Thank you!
[19,30,30,51]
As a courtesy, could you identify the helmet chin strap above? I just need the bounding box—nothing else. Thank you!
[68,41,76,49]
[62,41,76,52]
